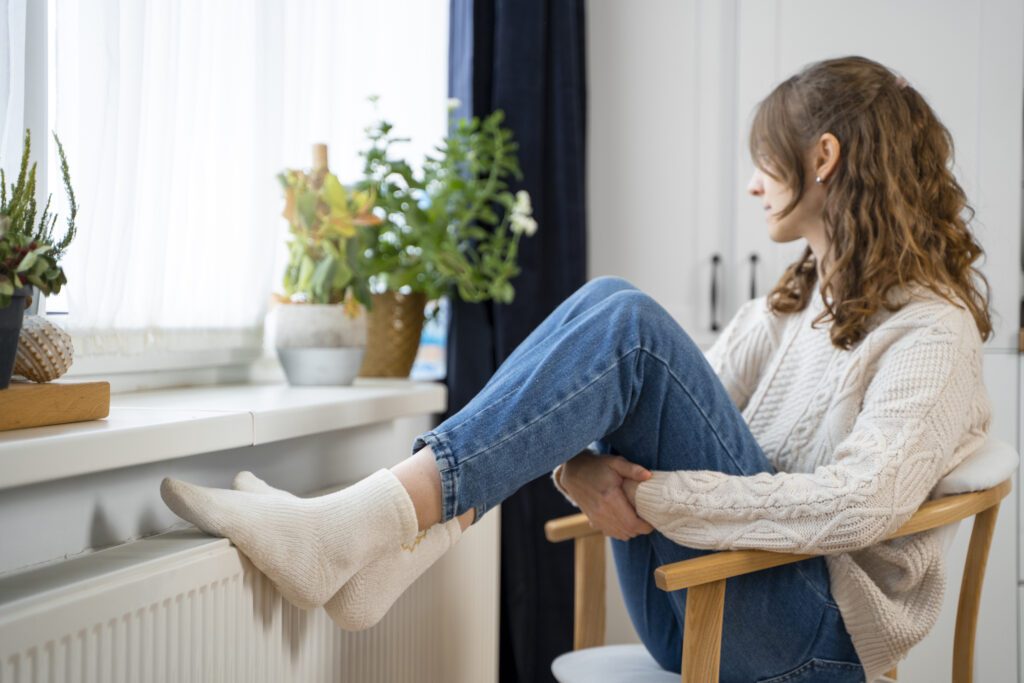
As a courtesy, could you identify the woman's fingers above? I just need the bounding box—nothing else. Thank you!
[606,455,652,482]
[603,487,653,539]
[562,453,654,539]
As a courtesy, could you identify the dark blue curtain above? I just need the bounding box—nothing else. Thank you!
[446,1,588,681]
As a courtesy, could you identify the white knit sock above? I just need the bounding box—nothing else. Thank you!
[232,470,463,630]
[159,469,419,610]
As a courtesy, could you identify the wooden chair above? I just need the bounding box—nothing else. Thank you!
[545,437,1018,683]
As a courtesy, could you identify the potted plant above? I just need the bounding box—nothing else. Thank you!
[270,143,383,386]
[356,101,537,377]
[0,130,77,389]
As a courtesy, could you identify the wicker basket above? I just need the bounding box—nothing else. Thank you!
[357,290,428,378]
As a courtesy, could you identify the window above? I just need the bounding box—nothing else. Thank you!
[5,0,449,376]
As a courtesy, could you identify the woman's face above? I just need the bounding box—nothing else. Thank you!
[746,156,825,244]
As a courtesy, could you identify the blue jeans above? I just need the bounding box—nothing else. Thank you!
[411,276,863,682]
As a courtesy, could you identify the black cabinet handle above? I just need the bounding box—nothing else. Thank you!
[710,253,721,332]
[749,252,759,299]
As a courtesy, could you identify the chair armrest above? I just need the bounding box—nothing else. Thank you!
[545,512,602,542]
[655,479,1012,592]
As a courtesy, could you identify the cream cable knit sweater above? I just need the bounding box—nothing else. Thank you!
[552,284,991,681]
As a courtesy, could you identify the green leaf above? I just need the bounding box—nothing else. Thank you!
[15,251,36,273]
[297,193,317,230]
[298,254,316,291]
[354,284,372,310]
[322,239,341,259]
[331,258,352,291]
[311,257,335,301]
[32,257,48,276]
[323,173,348,212]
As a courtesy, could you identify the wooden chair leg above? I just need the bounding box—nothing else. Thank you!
[573,534,606,649]
[681,579,726,683]
[952,503,1001,683]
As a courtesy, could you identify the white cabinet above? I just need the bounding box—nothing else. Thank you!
[589,0,1022,350]
[587,0,728,350]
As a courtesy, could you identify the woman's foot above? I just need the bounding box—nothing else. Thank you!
[231,471,463,630]
[159,469,419,610]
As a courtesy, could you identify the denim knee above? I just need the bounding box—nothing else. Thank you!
[597,289,697,362]
[602,288,672,328]
[585,275,638,299]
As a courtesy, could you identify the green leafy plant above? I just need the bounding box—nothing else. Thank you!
[277,163,382,317]
[0,129,78,308]
[358,102,537,321]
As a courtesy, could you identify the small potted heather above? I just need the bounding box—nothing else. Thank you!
[0,130,77,389]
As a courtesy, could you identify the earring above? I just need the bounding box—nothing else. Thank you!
[815,176,823,184]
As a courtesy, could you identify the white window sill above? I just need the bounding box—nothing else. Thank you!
[0,378,447,491]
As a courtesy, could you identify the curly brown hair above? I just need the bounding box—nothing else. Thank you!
[749,55,992,349]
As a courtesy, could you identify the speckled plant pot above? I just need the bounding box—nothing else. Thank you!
[267,301,368,386]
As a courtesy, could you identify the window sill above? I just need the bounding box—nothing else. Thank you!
[0,378,447,491]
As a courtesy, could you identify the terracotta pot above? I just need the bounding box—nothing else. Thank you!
[358,290,428,378]
[0,287,31,389]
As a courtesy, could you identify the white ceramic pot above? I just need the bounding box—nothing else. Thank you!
[266,302,368,386]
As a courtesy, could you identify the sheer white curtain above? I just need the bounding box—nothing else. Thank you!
[49,0,449,358]
[0,0,26,182]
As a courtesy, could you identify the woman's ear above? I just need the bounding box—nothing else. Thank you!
[812,133,841,183]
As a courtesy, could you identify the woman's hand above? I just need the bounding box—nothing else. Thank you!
[560,451,654,541]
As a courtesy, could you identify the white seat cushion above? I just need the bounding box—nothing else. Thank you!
[934,436,1019,496]
[552,644,678,683]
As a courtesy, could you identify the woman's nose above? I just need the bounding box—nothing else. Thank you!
[747,170,763,196]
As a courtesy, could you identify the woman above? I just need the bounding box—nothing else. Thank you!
[161,55,992,682]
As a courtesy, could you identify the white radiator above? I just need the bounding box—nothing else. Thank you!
[0,516,499,683]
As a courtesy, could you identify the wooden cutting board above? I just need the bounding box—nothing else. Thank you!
[0,380,110,431]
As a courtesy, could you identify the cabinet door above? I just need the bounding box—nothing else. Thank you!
[731,0,1023,352]
[587,0,734,349]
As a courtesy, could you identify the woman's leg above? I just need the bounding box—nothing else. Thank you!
[407,278,764,525]
[396,276,641,530]
[404,277,860,679]
[489,275,641,379]
[157,276,639,607]
[612,531,861,681]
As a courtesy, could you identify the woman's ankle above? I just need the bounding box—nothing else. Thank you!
[457,508,476,531]
[392,446,445,531]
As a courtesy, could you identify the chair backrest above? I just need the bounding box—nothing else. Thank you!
[940,436,1018,683]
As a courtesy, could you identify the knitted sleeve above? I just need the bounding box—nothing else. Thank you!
[702,296,778,411]
[634,308,989,555]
